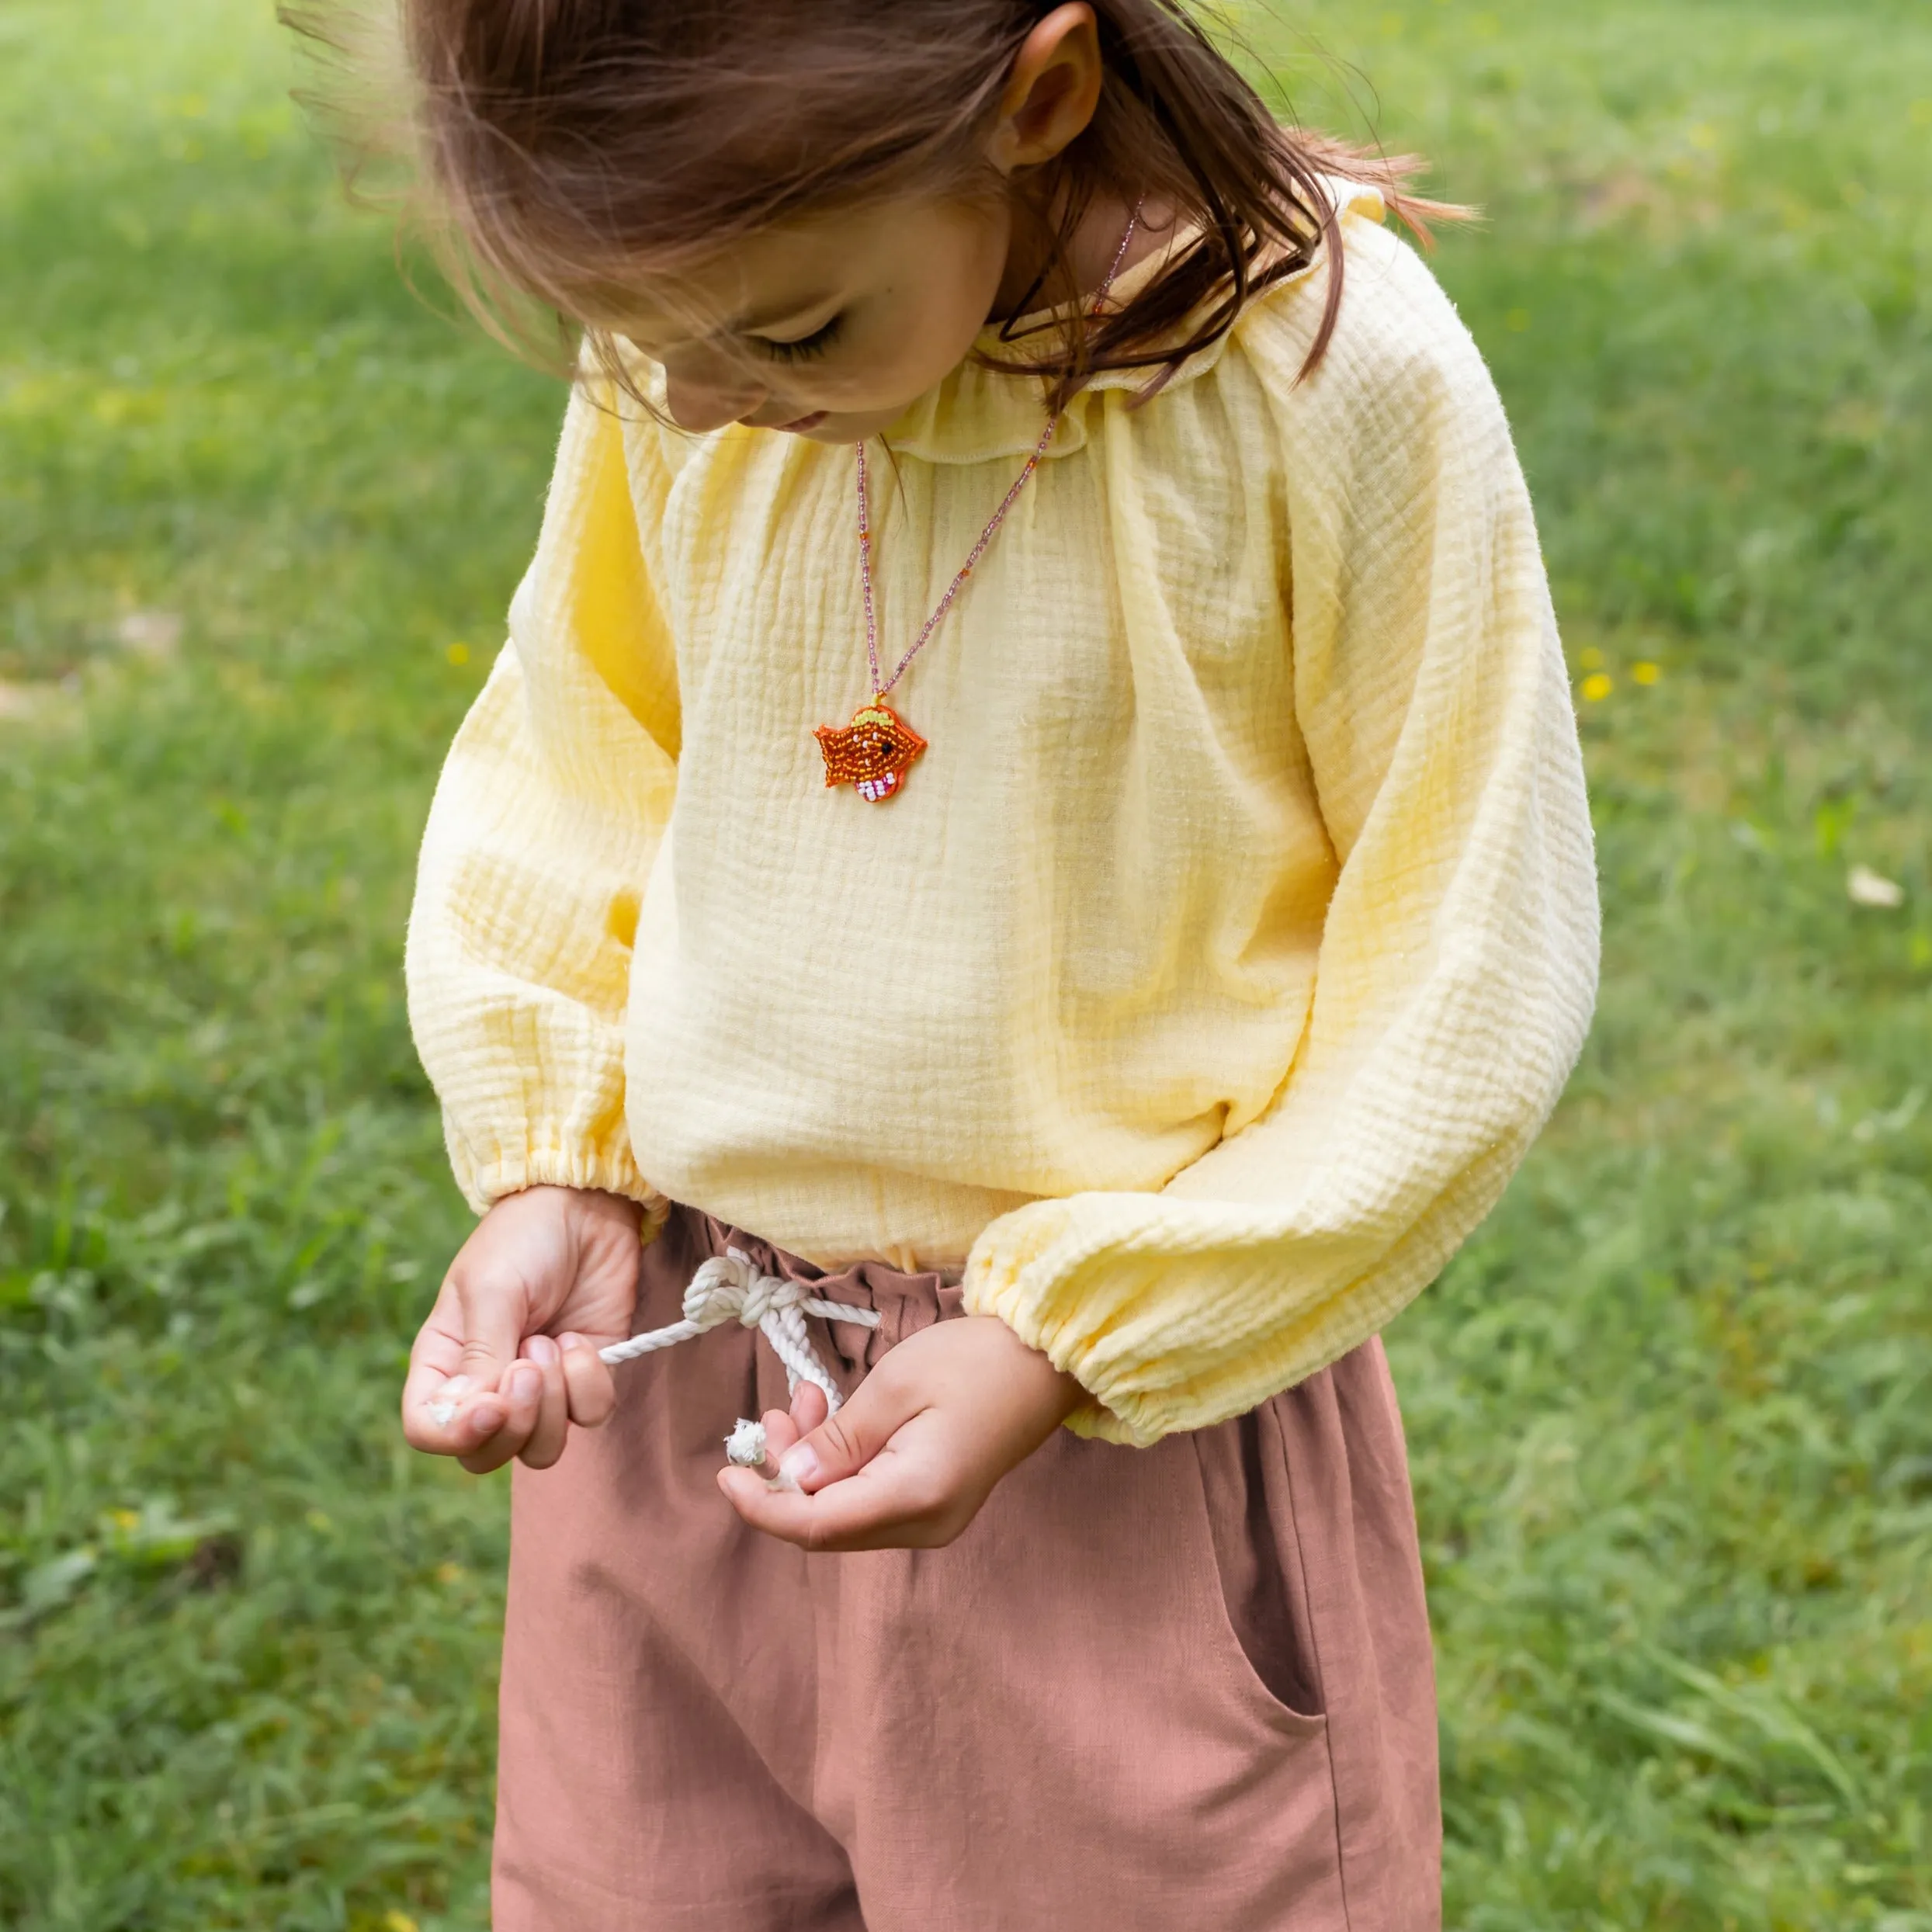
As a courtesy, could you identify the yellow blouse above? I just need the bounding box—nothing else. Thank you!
[404,187,1600,1445]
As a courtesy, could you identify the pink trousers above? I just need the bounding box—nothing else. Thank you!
[494,1205,1441,1930]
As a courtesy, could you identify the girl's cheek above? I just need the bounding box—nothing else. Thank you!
[814,349,922,414]
[857,305,985,404]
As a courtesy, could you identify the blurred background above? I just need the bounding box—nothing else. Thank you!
[2,1,1927,1926]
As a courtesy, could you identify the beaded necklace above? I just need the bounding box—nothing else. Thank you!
[813,206,1142,804]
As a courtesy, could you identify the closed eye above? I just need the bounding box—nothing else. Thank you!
[754,313,845,363]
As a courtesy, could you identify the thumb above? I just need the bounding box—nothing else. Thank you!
[450,1264,532,1396]
[778,1371,918,1493]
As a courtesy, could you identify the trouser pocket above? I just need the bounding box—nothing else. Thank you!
[1191,1396,1327,1726]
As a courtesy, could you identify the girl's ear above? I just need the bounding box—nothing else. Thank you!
[986,2,1102,174]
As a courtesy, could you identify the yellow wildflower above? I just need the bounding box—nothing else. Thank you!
[1580,674,1614,703]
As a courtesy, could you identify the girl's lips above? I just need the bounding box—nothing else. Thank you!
[775,411,827,434]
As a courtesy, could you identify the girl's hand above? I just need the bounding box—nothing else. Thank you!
[718,1316,1085,1552]
[401,1185,643,1474]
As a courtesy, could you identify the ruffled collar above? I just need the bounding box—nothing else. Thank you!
[881,176,1386,465]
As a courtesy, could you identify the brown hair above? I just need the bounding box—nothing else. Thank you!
[284,1,1465,408]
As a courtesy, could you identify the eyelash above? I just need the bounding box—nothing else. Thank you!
[758,314,845,363]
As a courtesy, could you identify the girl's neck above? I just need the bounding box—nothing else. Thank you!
[988,189,1174,324]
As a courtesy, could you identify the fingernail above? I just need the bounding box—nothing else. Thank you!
[526,1335,560,1367]
[511,1366,540,1401]
[559,1333,584,1354]
[779,1444,820,1490]
[472,1404,505,1435]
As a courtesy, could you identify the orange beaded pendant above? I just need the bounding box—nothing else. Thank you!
[813,205,1140,808]
[813,698,928,804]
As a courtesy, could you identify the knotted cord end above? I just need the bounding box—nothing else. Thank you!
[722,1417,802,1491]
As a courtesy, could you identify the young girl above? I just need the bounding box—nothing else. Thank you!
[315,0,1599,1923]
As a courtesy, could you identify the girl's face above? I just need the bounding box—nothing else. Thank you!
[614,193,1016,444]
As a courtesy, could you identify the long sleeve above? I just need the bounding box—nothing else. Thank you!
[405,383,680,1213]
[962,251,1601,1445]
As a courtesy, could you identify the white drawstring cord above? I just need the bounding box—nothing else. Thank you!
[598,1247,879,1414]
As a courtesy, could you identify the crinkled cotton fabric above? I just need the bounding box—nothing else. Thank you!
[404,185,1600,1444]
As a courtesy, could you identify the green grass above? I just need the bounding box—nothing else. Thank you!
[1,1,1927,1926]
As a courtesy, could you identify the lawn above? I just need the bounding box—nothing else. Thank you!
[1,2,1927,1927]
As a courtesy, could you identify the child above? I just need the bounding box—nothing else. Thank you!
[313,0,1600,1923]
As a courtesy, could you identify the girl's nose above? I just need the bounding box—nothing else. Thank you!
[664,370,765,434]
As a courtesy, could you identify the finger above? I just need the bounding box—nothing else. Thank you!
[449,1261,531,1406]
[459,1358,545,1476]
[558,1332,616,1429]
[403,1275,509,1455]
[403,1351,465,1427]
[790,1380,829,1436]
[401,1281,473,1438]
[404,1285,468,1386]
[404,1266,526,1456]
[777,1370,920,1494]
[758,1405,803,1464]
[517,1335,571,1470]
[753,1376,830,1465]
[402,1372,512,1459]
[719,1448,959,1553]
